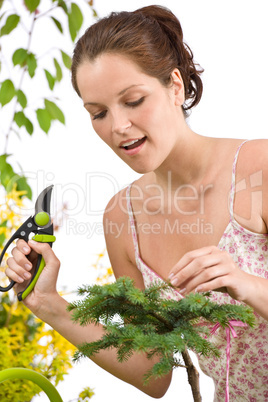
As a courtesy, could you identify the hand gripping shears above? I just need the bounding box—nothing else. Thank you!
[0,185,56,301]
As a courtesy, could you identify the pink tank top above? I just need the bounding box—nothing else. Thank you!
[126,140,268,401]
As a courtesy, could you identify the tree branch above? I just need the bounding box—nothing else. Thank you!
[4,13,36,154]
[182,348,202,402]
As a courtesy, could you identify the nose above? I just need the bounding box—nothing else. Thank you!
[111,109,132,135]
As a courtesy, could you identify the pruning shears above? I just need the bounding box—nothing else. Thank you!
[0,185,55,301]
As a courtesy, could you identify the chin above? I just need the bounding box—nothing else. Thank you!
[128,161,155,175]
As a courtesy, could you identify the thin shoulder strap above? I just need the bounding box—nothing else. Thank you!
[126,184,140,262]
[229,140,248,218]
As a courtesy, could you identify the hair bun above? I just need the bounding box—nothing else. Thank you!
[135,5,203,112]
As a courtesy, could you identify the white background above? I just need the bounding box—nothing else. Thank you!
[2,0,268,401]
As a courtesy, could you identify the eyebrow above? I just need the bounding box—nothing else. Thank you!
[84,84,144,106]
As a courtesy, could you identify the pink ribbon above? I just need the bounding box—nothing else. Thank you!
[210,320,248,402]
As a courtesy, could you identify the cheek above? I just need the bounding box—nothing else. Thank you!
[137,102,163,127]
[92,120,111,144]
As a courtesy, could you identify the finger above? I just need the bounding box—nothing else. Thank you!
[11,247,33,271]
[169,250,222,288]
[16,239,39,265]
[6,257,32,283]
[185,264,229,294]
[16,239,32,255]
[195,276,229,294]
[28,240,60,271]
[168,246,219,279]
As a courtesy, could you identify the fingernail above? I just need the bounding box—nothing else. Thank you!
[25,263,31,270]
[18,277,24,283]
[195,286,203,293]
[23,247,30,253]
[29,240,37,245]
[168,273,174,280]
[180,288,187,294]
[24,272,31,279]
[170,277,179,286]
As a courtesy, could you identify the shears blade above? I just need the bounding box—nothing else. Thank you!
[35,185,53,215]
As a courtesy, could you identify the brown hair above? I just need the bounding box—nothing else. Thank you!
[71,5,203,114]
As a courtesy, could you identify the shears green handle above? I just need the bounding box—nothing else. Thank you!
[0,185,55,300]
[0,368,63,401]
[17,234,56,301]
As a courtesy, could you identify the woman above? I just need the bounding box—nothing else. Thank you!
[6,5,268,400]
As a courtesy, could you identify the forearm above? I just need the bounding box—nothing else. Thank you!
[36,293,103,345]
[34,292,172,398]
[6,238,171,396]
[243,274,268,321]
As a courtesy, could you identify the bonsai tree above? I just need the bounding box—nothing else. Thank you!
[68,276,255,401]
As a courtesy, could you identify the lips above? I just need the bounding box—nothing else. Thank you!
[120,137,146,150]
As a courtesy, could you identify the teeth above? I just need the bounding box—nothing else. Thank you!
[122,139,140,148]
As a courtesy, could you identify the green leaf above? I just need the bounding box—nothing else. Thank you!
[54,58,62,81]
[78,386,95,400]
[58,1,68,14]
[0,234,6,248]
[16,90,27,108]
[44,69,55,90]
[14,111,33,135]
[61,50,71,69]
[44,99,65,124]
[14,111,26,127]
[26,53,37,78]
[12,48,28,67]
[0,14,20,36]
[92,9,98,19]
[0,154,14,190]
[0,220,8,247]
[0,79,15,107]
[0,154,32,199]
[15,175,32,199]
[51,16,63,33]
[36,108,51,133]
[24,0,40,13]
[24,117,34,135]
[68,2,83,42]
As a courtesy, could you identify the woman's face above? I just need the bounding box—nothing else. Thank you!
[76,53,185,173]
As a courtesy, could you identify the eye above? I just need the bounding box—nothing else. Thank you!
[126,97,145,108]
[92,110,107,120]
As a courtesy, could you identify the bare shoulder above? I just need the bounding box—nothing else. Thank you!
[103,174,147,222]
[237,139,268,176]
[235,139,268,232]
[103,186,145,289]
[103,187,131,260]
[103,187,128,226]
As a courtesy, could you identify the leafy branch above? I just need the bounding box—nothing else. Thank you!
[0,0,95,199]
[68,277,255,401]
[0,2,97,400]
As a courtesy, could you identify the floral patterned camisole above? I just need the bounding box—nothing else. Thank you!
[126,140,268,401]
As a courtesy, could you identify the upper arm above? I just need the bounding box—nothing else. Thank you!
[261,144,268,232]
[103,189,145,290]
[249,139,268,231]
[235,139,268,233]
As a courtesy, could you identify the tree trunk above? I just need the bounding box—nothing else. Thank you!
[182,349,202,402]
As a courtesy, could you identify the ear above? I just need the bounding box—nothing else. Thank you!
[170,68,185,106]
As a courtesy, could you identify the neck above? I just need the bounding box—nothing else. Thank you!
[152,131,216,191]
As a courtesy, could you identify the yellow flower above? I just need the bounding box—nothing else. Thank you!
[5,184,27,208]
